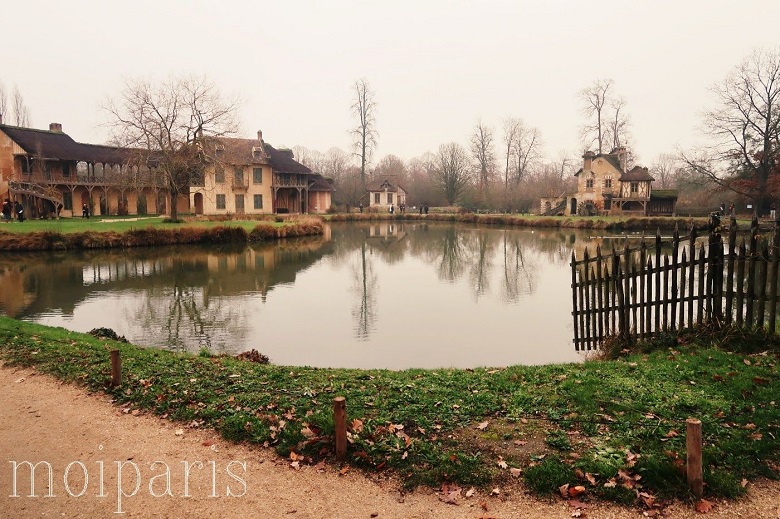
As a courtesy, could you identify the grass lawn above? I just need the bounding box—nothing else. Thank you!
[0,215,286,234]
[0,317,777,507]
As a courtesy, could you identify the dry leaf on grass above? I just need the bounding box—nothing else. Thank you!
[695,498,714,513]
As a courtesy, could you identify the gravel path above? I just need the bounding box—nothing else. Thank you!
[1,363,777,518]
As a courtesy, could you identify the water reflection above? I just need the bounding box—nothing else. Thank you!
[0,223,598,368]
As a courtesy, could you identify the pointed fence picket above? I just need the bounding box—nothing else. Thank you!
[570,216,780,350]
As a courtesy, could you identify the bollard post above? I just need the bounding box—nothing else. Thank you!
[110,350,122,388]
[686,418,703,498]
[333,396,347,461]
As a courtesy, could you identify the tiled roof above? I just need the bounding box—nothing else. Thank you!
[650,189,678,199]
[309,173,334,192]
[263,143,312,174]
[620,166,654,181]
[0,124,139,164]
[366,178,405,192]
[209,136,267,166]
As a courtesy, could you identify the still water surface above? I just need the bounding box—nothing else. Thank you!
[0,222,607,369]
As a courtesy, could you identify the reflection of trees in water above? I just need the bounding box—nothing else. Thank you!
[437,227,467,282]
[501,232,535,303]
[328,222,579,302]
[351,242,378,339]
[468,231,494,299]
[134,283,248,355]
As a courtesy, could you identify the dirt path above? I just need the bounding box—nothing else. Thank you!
[0,363,777,519]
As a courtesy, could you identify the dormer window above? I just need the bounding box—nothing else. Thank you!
[252,147,262,159]
[215,144,225,157]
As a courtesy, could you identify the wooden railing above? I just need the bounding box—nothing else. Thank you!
[570,216,780,350]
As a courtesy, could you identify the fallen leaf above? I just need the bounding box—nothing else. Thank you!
[477,421,490,430]
[490,487,500,496]
[202,440,214,447]
[510,467,522,478]
[439,489,460,505]
[568,485,586,498]
[465,487,475,498]
[695,498,714,513]
[339,466,349,476]
[559,483,570,498]
[497,457,508,469]
[370,513,378,518]
[480,500,488,511]
[174,429,184,436]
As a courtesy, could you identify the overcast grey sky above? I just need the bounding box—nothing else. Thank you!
[4,0,779,167]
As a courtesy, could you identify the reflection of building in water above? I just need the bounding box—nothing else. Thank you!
[366,222,407,246]
[0,234,333,319]
[0,266,31,316]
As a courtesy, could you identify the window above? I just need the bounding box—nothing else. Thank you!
[62,163,71,177]
[63,192,73,210]
[253,167,263,184]
[604,177,612,188]
[252,147,262,159]
[234,167,244,184]
[387,193,393,204]
[586,179,594,189]
[216,194,226,209]
[20,159,30,174]
[254,194,263,209]
[235,194,244,210]
[215,166,225,183]
[374,193,380,204]
[215,145,224,157]
[630,182,639,194]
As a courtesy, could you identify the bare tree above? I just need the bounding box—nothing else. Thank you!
[374,154,406,178]
[105,75,241,221]
[513,124,542,184]
[322,147,352,185]
[579,79,613,154]
[651,153,679,189]
[502,118,520,187]
[350,79,378,189]
[555,149,574,182]
[607,96,631,150]
[470,120,496,195]
[680,48,780,215]
[432,142,473,205]
[12,85,31,127]
[0,80,7,121]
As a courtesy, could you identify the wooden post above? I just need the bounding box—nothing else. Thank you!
[686,418,704,498]
[333,397,347,461]
[110,350,122,388]
[571,250,580,351]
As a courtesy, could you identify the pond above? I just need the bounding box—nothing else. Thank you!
[0,222,615,369]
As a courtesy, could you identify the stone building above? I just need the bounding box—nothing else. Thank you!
[540,147,677,217]
[0,119,332,218]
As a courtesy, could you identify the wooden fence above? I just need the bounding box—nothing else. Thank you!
[571,216,780,350]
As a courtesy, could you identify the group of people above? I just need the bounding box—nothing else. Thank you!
[1,199,24,222]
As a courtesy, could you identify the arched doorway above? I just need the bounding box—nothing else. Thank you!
[194,193,204,215]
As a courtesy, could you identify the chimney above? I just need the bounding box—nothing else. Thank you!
[257,130,263,141]
[49,123,63,133]
[615,146,627,171]
[582,150,595,171]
